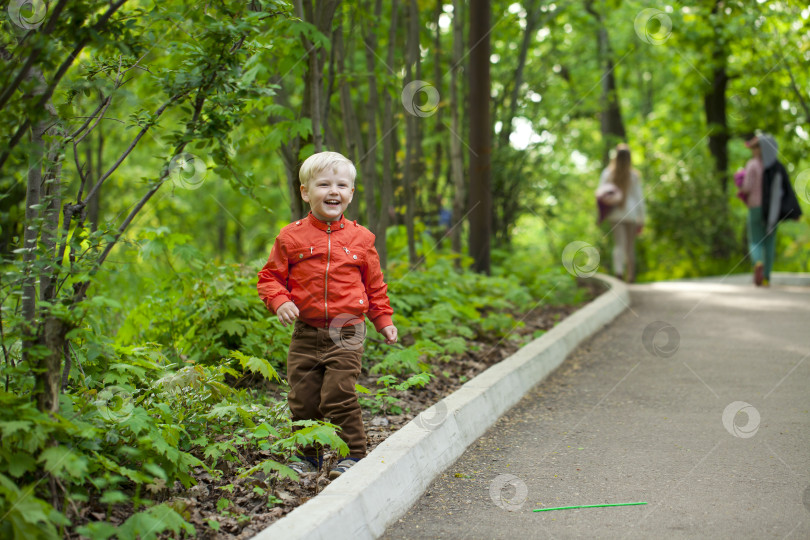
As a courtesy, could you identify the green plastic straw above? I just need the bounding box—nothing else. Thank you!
[534,502,648,512]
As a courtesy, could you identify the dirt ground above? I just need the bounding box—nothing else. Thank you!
[75,283,599,539]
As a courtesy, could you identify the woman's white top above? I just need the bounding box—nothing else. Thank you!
[598,167,645,224]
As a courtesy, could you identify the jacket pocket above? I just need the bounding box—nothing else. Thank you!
[289,246,320,265]
[338,244,364,266]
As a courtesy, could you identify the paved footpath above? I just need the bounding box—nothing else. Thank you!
[383,281,810,539]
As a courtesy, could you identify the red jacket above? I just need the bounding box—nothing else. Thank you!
[257,213,394,331]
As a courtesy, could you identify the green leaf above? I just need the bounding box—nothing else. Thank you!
[6,452,37,477]
[38,446,88,479]
[253,422,279,439]
[240,459,298,482]
[75,521,118,539]
[120,407,152,435]
[0,420,32,438]
[117,504,195,539]
[229,350,280,382]
[219,319,246,337]
[99,490,128,504]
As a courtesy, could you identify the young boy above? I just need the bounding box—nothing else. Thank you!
[257,151,398,478]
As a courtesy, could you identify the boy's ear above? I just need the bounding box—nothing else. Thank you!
[300,183,310,202]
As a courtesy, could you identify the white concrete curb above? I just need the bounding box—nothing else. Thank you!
[252,274,629,540]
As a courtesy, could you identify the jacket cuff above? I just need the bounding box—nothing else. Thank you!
[370,314,393,333]
[269,295,292,313]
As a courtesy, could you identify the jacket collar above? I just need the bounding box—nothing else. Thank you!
[306,211,347,231]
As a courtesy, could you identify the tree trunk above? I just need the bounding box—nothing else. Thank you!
[217,208,226,259]
[22,119,45,338]
[335,20,366,223]
[361,0,380,233]
[403,0,420,266]
[234,225,242,260]
[280,146,304,221]
[468,0,492,274]
[378,0,400,269]
[39,137,63,304]
[450,0,465,264]
[298,0,338,154]
[22,66,59,369]
[284,0,339,222]
[23,64,63,410]
[497,0,539,149]
[87,127,102,232]
[601,52,627,160]
[585,1,626,164]
[430,0,444,224]
[704,49,729,193]
[703,0,731,259]
[34,316,66,413]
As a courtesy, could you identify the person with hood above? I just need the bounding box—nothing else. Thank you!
[740,133,802,286]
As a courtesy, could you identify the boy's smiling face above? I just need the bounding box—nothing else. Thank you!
[300,164,354,222]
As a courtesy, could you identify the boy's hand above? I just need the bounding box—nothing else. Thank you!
[276,301,299,327]
[380,325,398,345]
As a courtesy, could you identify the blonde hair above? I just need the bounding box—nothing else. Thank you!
[299,151,357,186]
[608,143,633,204]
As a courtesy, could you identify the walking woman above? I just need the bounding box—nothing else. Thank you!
[739,134,768,285]
[598,143,645,282]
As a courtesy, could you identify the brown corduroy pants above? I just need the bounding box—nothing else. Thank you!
[287,320,367,458]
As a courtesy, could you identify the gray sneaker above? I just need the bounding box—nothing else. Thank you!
[329,458,360,479]
[289,458,318,476]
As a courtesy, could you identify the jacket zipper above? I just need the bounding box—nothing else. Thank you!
[324,223,332,327]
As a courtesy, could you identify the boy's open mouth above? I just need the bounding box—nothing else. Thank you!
[325,200,340,206]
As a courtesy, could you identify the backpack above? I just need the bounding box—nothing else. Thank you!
[762,161,802,227]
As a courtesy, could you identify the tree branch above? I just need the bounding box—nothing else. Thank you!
[0,0,71,111]
[0,0,128,168]
[82,92,188,206]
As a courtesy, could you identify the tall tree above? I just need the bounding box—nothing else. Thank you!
[703,1,729,193]
[468,0,492,274]
[402,0,421,266]
[701,0,733,259]
[491,1,543,244]
[377,0,400,269]
[449,0,465,263]
[585,0,626,165]
[281,0,339,221]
